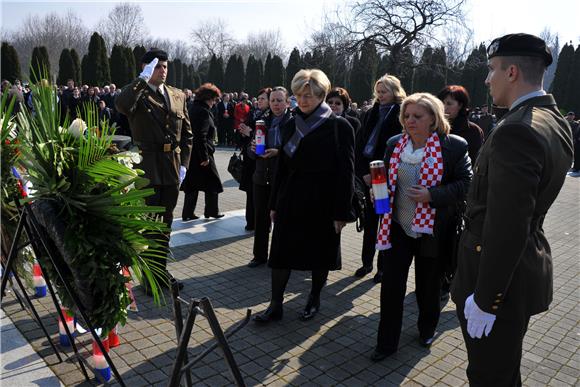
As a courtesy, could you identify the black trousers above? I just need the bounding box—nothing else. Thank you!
[253,183,271,261]
[457,307,530,387]
[377,222,441,352]
[145,184,179,276]
[361,186,384,271]
[182,191,220,218]
[245,185,255,229]
[573,140,580,171]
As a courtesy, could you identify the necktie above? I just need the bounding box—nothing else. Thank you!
[157,88,167,109]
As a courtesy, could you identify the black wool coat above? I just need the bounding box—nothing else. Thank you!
[450,115,484,165]
[181,100,223,193]
[355,102,403,178]
[268,114,355,271]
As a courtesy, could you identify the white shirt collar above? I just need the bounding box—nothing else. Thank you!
[510,89,546,110]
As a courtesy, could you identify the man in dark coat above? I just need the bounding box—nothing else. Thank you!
[116,48,193,292]
[216,93,235,145]
[451,33,574,386]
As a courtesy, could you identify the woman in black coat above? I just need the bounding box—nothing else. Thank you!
[254,69,355,323]
[354,74,406,284]
[180,83,224,219]
[247,87,293,268]
[326,87,361,134]
[371,93,472,361]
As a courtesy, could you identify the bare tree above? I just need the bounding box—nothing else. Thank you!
[190,19,236,60]
[327,0,468,74]
[100,3,148,50]
[7,10,90,80]
[540,27,560,91]
[232,29,286,63]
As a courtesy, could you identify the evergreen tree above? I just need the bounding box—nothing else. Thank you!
[84,32,110,86]
[349,41,378,103]
[311,48,324,68]
[224,54,237,91]
[270,55,285,87]
[460,43,488,107]
[167,61,176,86]
[217,57,225,88]
[235,55,245,92]
[70,49,81,85]
[263,53,273,88]
[377,54,392,78]
[109,45,129,87]
[133,45,147,77]
[564,45,580,113]
[30,46,51,83]
[174,58,183,89]
[286,48,302,90]
[197,59,210,83]
[207,54,224,88]
[431,47,447,94]
[397,47,415,93]
[1,42,22,83]
[302,52,313,68]
[245,55,262,95]
[191,65,201,89]
[551,43,575,110]
[123,47,135,86]
[414,46,434,93]
[57,48,75,85]
[321,47,337,85]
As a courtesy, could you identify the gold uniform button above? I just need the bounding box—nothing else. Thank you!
[166,124,170,128]
[496,293,503,297]
[133,87,137,91]
[147,109,151,113]
[475,245,482,253]
[494,299,501,304]
[491,305,499,310]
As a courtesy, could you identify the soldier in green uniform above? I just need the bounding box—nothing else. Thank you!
[116,48,193,293]
[451,34,574,386]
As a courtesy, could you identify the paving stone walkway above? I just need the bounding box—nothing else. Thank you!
[2,149,578,386]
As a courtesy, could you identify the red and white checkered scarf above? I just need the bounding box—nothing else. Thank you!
[376,132,444,250]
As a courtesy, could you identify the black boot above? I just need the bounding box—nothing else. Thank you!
[299,294,320,321]
[253,303,283,323]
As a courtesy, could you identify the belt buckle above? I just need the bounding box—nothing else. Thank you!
[163,143,172,152]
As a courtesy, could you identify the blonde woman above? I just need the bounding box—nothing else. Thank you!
[254,69,355,323]
[370,92,472,360]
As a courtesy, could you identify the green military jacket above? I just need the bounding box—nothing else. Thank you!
[116,78,193,185]
[451,94,573,318]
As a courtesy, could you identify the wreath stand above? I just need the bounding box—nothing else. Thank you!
[167,278,251,387]
[1,202,126,386]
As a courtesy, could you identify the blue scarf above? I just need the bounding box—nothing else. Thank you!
[363,103,395,158]
[267,112,286,148]
[284,103,332,157]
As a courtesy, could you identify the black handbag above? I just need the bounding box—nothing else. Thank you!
[227,151,244,183]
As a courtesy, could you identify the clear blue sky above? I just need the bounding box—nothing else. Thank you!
[1,0,579,52]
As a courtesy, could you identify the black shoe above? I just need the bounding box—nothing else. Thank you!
[247,258,266,268]
[354,266,372,278]
[182,215,199,221]
[370,348,396,362]
[245,225,255,231]
[205,214,225,219]
[419,334,436,348]
[373,271,383,284]
[299,295,320,321]
[253,304,283,323]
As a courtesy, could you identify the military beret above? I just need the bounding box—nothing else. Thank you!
[141,48,168,64]
[487,33,552,66]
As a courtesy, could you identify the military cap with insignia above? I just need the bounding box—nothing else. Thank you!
[487,33,552,66]
[141,48,168,64]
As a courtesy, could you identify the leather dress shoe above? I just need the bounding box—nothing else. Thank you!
[299,295,320,321]
[182,215,199,221]
[419,334,436,348]
[373,271,383,284]
[205,214,225,219]
[253,304,283,323]
[247,258,266,268]
[370,348,396,362]
[354,266,372,278]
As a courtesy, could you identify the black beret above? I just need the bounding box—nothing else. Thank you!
[487,33,552,66]
[141,48,168,64]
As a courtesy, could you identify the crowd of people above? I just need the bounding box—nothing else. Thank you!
[2,32,577,386]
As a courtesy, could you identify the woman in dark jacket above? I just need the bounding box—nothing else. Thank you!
[437,85,484,165]
[371,93,472,361]
[254,69,355,323]
[326,87,361,134]
[247,87,293,268]
[237,88,271,230]
[354,74,406,284]
[180,83,224,219]
[436,85,484,298]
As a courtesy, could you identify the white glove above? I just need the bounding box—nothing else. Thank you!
[139,58,158,81]
[464,293,496,339]
[179,166,187,184]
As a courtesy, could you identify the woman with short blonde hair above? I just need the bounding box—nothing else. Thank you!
[374,74,406,105]
[291,69,331,99]
[400,92,451,137]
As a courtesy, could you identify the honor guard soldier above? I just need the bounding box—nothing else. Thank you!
[451,33,574,386]
[116,48,193,293]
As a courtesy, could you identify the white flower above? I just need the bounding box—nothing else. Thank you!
[68,119,87,138]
